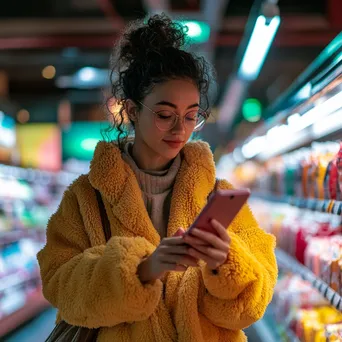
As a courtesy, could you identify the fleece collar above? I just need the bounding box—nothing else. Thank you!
[88,140,216,246]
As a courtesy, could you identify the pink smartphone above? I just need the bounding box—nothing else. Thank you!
[187,189,251,236]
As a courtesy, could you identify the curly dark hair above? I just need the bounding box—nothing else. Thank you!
[104,13,216,149]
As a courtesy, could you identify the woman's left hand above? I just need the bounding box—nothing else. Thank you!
[182,219,230,270]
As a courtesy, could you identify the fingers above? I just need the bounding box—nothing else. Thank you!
[188,247,226,270]
[159,254,199,267]
[183,224,230,270]
[190,228,230,252]
[173,228,185,237]
[211,219,231,243]
[159,244,189,255]
[189,244,227,263]
[174,264,188,272]
[162,263,188,272]
[183,234,211,246]
[161,236,186,246]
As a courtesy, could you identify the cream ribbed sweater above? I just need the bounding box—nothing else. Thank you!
[122,142,181,238]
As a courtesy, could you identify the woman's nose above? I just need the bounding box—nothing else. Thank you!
[172,116,186,134]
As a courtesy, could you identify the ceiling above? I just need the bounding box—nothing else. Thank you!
[0,0,341,142]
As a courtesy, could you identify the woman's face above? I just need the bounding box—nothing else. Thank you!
[131,78,201,164]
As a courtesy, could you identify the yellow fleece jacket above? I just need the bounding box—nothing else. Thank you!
[37,140,277,342]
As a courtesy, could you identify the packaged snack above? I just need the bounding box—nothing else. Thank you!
[336,142,342,199]
[285,161,297,197]
[304,235,342,291]
[308,154,319,199]
[316,154,331,199]
[325,323,342,341]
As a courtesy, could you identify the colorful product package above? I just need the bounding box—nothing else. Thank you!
[336,142,342,199]
[305,236,342,293]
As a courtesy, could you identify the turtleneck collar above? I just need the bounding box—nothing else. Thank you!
[121,142,181,195]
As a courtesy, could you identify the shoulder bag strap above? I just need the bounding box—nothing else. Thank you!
[207,178,219,201]
[214,178,219,192]
[94,189,112,242]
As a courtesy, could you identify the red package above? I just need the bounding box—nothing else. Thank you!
[328,159,341,200]
[336,142,342,199]
[296,218,341,264]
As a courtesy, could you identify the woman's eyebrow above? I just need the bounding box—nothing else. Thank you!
[155,101,200,109]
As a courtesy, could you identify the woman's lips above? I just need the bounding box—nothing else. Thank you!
[163,140,184,149]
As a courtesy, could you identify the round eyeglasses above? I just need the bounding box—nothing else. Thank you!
[137,101,207,132]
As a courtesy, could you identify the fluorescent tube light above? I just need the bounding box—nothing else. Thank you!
[238,15,280,81]
[242,136,267,159]
[258,129,310,160]
[240,90,342,160]
[291,91,342,132]
[312,108,342,138]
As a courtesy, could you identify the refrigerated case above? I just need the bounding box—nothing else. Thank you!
[218,32,342,341]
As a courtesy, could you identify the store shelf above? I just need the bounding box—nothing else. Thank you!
[276,248,342,311]
[266,306,301,342]
[0,163,78,187]
[0,228,44,247]
[0,288,50,337]
[253,318,279,342]
[252,306,283,342]
[0,272,41,293]
[284,327,301,342]
[253,192,342,215]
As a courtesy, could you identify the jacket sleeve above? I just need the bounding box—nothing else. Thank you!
[37,188,162,328]
[198,179,278,330]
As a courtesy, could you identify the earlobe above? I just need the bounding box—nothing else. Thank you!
[125,100,138,122]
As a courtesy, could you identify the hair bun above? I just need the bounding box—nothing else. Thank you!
[119,13,187,63]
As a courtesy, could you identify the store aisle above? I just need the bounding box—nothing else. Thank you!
[4,308,56,342]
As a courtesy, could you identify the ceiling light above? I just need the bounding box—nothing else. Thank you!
[17,109,30,124]
[177,20,211,44]
[42,65,56,79]
[77,67,96,82]
[242,98,262,122]
[238,15,281,81]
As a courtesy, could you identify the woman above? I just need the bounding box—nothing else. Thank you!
[38,14,277,342]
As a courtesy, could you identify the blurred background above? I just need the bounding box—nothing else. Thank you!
[0,1,341,341]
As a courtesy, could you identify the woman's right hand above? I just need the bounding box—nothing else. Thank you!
[137,229,198,283]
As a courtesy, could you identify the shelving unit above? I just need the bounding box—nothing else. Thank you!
[0,288,49,337]
[276,248,342,311]
[253,318,279,342]
[266,306,301,342]
[217,32,342,342]
[0,163,77,187]
[0,229,44,247]
[252,305,302,342]
[0,164,76,337]
[253,192,342,216]
[285,328,301,342]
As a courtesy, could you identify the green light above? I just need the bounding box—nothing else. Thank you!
[81,138,100,151]
[62,122,119,161]
[242,98,262,122]
[177,20,211,44]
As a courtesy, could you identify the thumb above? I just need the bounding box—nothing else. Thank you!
[173,228,185,237]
